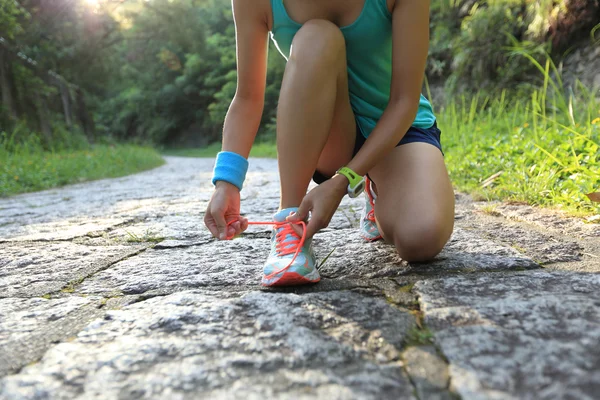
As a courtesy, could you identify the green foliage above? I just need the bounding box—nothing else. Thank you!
[0,0,26,39]
[449,2,539,93]
[429,0,599,94]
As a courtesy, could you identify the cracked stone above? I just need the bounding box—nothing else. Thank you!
[0,157,217,241]
[408,227,539,273]
[493,203,600,238]
[403,346,453,400]
[468,211,584,265]
[0,290,416,400]
[0,296,103,377]
[78,239,272,296]
[2,156,598,399]
[415,271,600,400]
[80,220,541,298]
[0,242,146,298]
[0,217,134,242]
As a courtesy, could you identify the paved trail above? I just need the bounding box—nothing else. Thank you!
[1,157,599,399]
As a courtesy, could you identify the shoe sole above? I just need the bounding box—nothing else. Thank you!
[360,233,383,242]
[261,271,320,287]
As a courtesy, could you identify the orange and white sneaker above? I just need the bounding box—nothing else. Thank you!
[360,177,383,241]
[261,207,320,287]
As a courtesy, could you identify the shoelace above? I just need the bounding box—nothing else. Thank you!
[365,178,377,223]
[226,219,307,280]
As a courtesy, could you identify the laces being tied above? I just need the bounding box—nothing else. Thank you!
[365,178,377,223]
[226,219,307,278]
[366,196,376,223]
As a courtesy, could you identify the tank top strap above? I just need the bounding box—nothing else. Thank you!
[371,0,393,19]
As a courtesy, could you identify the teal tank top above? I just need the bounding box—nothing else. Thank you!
[269,0,436,138]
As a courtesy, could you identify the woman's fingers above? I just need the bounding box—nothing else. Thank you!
[230,221,242,238]
[305,214,325,239]
[204,213,220,239]
[290,223,304,237]
[239,216,249,233]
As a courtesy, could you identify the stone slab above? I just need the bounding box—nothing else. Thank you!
[415,271,600,400]
[0,157,217,241]
[0,242,145,298]
[463,218,583,265]
[406,227,539,274]
[403,346,453,400]
[0,290,416,400]
[78,239,272,296]
[80,223,540,297]
[0,296,103,377]
[490,203,600,238]
[316,227,539,280]
[0,217,133,242]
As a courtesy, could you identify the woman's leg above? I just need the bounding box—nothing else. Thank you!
[368,143,455,262]
[276,20,356,210]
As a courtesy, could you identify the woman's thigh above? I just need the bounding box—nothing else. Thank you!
[314,74,356,178]
[283,20,357,179]
[368,142,455,261]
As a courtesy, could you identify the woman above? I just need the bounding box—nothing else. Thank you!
[205,0,455,286]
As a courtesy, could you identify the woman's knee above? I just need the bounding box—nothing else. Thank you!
[289,19,345,66]
[384,218,453,262]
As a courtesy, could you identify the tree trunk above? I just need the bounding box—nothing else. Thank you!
[0,47,17,121]
[59,81,73,129]
[35,92,52,144]
[75,88,95,143]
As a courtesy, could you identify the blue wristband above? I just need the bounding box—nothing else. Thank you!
[212,151,249,191]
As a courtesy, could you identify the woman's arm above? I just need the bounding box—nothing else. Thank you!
[345,0,430,176]
[221,0,270,158]
[205,0,269,241]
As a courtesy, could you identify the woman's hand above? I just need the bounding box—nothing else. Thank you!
[205,181,248,240]
[287,174,348,239]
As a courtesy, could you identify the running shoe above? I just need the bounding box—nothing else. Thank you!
[359,177,383,241]
[261,207,320,286]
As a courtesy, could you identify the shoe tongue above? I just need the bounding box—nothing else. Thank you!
[273,207,299,223]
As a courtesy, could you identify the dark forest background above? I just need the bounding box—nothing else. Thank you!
[1,0,599,149]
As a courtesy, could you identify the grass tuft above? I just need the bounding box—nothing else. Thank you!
[405,324,435,346]
[124,229,165,243]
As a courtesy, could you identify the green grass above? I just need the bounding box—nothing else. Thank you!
[163,141,278,158]
[439,87,600,216]
[438,50,600,217]
[405,324,435,346]
[0,144,165,197]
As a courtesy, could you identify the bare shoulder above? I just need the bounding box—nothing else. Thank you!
[232,0,273,30]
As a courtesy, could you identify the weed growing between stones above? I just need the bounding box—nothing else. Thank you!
[478,204,502,217]
[399,283,416,293]
[60,275,88,294]
[405,324,435,347]
[317,247,336,270]
[124,229,165,244]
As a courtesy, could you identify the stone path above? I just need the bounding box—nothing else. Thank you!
[1,157,599,399]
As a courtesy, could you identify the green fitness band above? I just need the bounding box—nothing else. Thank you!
[336,166,365,198]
